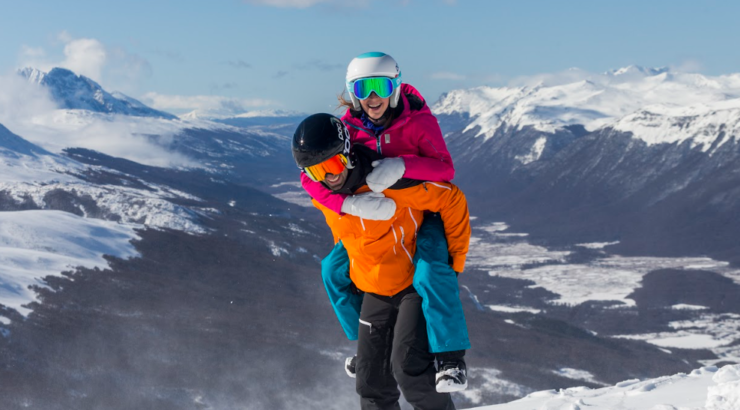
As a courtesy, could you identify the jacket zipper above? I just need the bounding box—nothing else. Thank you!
[346,117,410,155]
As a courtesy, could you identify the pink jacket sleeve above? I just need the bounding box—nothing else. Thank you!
[300,172,347,215]
[400,113,455,182]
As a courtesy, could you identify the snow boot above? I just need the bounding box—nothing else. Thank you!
[435,358,467,393]
[345,355,357,378]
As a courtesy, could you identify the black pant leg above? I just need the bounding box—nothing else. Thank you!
[356,293,401,410]
[391,291,456,410]
[436,350,466,362]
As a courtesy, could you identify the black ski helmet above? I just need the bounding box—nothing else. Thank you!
[292,113,352,169]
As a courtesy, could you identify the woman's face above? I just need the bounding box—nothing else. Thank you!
[360,92,390,122]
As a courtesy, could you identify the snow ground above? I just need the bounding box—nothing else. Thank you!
[0,210,139,316]
[465,365,740,410]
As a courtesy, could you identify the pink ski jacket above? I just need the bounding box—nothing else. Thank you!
[300,83,455,214]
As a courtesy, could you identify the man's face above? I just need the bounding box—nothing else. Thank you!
[323,167,348,191]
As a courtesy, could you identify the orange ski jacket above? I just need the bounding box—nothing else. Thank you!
[313,182,470,297]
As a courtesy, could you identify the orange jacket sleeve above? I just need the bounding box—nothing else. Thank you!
[312,198,342,245]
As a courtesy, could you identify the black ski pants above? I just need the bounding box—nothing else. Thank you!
[356,286,455,410]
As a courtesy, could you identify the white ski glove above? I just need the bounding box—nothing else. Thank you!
[341,192,397,220]
[366,157,406,193]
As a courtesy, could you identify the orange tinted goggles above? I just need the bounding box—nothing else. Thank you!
[303,154,348,182]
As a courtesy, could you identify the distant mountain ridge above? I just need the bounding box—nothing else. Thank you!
[18,67,177,120]
[434,66,740,266]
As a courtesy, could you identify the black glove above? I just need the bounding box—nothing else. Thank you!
[448,255,459,277]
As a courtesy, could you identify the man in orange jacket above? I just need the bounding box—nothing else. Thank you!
[293,113,470,410]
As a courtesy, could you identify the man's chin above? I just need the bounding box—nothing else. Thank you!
[323,180,341,191]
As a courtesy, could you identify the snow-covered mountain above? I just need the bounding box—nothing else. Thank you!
[434,66,740,266]
[10,67,298,185]
[18,67,177,119]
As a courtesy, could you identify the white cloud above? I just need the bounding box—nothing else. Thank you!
[508,67,593,88]
[674,59,704,73]
[141,92,277,117]
[429,71,466,81]
[60,38,107,82]
[18,32,150,93]
[0,71,58,120]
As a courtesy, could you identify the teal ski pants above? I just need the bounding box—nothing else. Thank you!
[320,214,470,353]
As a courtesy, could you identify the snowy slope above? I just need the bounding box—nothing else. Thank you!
[0,123,207,231]
[433,67,740,151]
[0,210,139,316]
[0,123,214,317]
[0,123,82,183]
[466,365,740,410]
[611,99,740,151]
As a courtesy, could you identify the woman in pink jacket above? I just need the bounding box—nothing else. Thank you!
[300,52,470,397]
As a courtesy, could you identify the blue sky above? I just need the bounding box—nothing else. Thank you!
[1,0,739,115]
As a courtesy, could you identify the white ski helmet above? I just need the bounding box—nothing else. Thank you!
[345,52,403,110]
